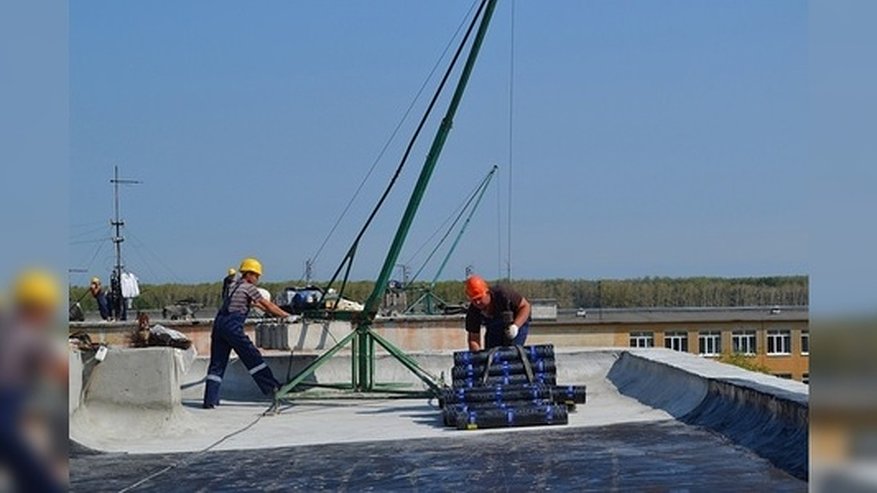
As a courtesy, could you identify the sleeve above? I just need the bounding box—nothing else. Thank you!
[245,283,264,304]
[497,285,522,313]
[465,305,481,333]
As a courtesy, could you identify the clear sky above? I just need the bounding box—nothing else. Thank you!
[69,0,810,286]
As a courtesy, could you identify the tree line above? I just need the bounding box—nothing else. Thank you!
[70,275,808,312]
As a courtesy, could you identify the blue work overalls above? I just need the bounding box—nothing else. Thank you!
[203,282,280,407]
[483,317,530,349]
[95,291,110,320]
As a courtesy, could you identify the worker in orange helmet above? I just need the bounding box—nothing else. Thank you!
[464,275,531,351]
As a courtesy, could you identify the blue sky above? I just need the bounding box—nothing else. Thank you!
[68,0,810,286]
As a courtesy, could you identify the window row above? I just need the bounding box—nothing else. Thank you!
[628,329,809,356]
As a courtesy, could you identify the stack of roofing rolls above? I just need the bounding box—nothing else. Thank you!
[440,344,587,430]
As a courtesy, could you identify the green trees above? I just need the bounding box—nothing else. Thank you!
[69,275,808,312]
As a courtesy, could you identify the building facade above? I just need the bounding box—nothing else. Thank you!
[527,306,809,382]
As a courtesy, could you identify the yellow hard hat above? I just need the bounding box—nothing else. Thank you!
[228,268,236,276]
[239,257,263,276]
[91,277,101,285]
[14,268,60,309]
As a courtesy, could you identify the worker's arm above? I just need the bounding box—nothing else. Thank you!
[514,297,531,327]
[467,331,482,352]
[255,298,292,319]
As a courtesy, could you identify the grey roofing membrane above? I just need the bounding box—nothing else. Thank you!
[69,348,808,491]
[71,420,804,492]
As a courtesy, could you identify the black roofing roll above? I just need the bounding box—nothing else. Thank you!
[443,400,555,427]
[440,383,553,407]
[454,404,568,430]
[446,398,551,412]
[453,344,555,366]
[451,359,556,380]
[452,373,556,389]
[551,385,587,405]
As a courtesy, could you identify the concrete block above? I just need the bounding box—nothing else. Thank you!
[81,347,181,409]
[69,347,84,415]
[70,347,201,449]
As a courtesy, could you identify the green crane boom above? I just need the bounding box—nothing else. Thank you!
[275,0,499,399]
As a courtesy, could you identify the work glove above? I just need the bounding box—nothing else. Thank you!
[505,323,519,340]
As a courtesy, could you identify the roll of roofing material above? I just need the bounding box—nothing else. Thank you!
[551,385,588,409]
[453,344,554,366]
[452,373,556,389]
[454,404,568,430]
[440,383,553,407]
[443,400,553,427]
[451,359,556,380]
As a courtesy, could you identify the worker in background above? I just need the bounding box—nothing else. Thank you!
[203,258,293,409]
[221,267,236,302]
[464,275,531,352]
[89,277,111,321]
[110,270,125,321]
[0,269,67,492]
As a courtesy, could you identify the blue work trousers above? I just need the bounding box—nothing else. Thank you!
[203,312,280,407]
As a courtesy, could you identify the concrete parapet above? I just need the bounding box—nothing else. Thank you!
[70,347,201,450]
[69,344,808,479]
[608,348,809,480]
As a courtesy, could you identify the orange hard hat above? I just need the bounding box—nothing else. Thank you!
[465,275,489,300]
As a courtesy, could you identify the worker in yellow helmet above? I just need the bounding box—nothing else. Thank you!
[89,277,111,321]
[203,258,293,408]
[0,269,67,492]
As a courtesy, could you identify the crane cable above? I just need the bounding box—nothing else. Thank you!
[506,0,516,281]
[406,168,493,287]
[321,0,489,307]
[303,0,482,281]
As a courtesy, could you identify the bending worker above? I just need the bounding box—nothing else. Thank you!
[203,257,292,409]
[221,267,236,302]
[89,277,111,321]
[464,275,531,351]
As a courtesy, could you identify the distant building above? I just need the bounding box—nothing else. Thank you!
[529,298,558,321]
[528,305,809,382]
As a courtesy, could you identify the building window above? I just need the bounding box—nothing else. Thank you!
[767,330,791,355]
[801,330,809,355]
[664,331,688,352]
[698,331,722,356]
[802,373,809,385]
[629,331,654,348]
[731,330,757,355]
[774,373,792,379]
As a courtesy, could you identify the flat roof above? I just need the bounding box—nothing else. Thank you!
[69,348,808,490]
[71,420,805,491]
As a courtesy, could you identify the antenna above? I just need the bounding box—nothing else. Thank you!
[109,165,141,278]
[305,258,313,284]
[109,165,141,319]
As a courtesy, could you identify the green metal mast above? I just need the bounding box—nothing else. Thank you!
[275,0,499,399]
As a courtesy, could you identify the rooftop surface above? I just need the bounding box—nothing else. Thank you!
[69,348,808,491]
[71,420,804,492]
